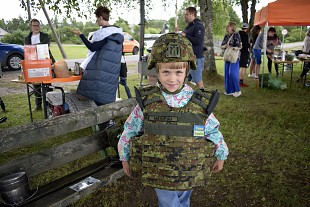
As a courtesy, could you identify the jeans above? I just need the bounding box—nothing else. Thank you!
[190,58,204,83]
[155,188,193,207]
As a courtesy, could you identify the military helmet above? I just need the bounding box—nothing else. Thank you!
[147,33,197,70]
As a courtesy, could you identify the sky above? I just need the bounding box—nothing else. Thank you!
[0,0,276,25]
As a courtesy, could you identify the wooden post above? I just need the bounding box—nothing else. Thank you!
[38,0,67,59]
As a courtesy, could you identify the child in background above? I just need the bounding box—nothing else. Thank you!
[118,33,229,206]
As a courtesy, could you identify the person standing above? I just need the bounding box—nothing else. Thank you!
[182,7,205,89]
[297,29,310,82]
[248,25,261,78]
[118,33,228,207]
[24,18,55,111]
[266,27,281,77]
[238,23,250,87]
[221,22,242,97]
[72,6,123,107]
[252,28,265,79]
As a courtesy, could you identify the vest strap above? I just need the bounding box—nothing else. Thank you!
[145,123,193,136]
[146,112,205,124]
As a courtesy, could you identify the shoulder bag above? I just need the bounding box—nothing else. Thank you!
[223,33,240,63]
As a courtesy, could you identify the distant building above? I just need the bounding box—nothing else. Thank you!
[0,28,9,40]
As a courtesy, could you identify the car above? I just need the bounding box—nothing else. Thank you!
[123,32,140,55]
[0,42,24,70]
[87,31,140,55]
[144,34,162,50]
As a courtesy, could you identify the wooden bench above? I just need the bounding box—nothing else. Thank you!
[0,98,136,207]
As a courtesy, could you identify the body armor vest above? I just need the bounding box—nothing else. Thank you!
[130,86,217,190]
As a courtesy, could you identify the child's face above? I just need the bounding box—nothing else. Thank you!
[157,66,187,93]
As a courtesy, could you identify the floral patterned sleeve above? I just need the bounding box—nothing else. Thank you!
[204,113,229,160]
[117,104,144,161]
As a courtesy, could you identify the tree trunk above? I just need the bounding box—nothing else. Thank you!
[240,0,249,24]
[249,0,257,30]
[199,0,217,74]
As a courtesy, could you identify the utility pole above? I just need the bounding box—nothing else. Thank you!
[175,0,178,32]
[26,0,31,21]
[39,0,67,59]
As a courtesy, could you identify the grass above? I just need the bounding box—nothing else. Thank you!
[50,44,88,60]
[1,56,309,206]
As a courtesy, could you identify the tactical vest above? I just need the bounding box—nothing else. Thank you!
[130,86,219,190]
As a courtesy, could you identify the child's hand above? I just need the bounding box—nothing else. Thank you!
[122,161,131,177]
[212,160,224,173]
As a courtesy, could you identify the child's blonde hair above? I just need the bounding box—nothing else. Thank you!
[156,62,189,71]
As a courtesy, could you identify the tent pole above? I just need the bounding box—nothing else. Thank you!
[261,22,268,88]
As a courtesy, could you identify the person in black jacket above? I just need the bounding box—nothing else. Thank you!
[239,23,250,87]
[182,7,205,89]
[24,18,55,111]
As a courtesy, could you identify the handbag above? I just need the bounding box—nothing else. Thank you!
[223,33,240,63]
[120,55,127,78]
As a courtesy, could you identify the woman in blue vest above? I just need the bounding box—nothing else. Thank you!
[73,6,124,106]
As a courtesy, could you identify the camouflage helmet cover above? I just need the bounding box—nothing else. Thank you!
[147,33,197,70]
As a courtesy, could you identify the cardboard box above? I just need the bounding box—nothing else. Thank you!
[36,44,50,60]
[21,59,52,82]
[24,45,37,60]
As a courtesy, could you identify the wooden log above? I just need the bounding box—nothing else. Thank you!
[0,98,136,153]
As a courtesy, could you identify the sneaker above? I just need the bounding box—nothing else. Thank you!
[224,92,234,95]
[254,76,259,79]
[233,91,242,97]
[240,83,248,87]
[248,73,256,78]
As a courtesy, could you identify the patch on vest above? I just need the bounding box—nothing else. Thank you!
[193,125,205,138]
[148,115,178,122]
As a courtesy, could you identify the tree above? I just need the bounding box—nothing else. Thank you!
[199,0,217,73]
[1,30,28,45]
[114,17,131,33]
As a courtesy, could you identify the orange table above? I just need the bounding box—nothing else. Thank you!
[12,76,82,121]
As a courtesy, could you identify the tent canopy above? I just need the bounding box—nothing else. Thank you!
[254,0,310,26]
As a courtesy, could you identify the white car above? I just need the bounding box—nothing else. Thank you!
[144,34,163,50]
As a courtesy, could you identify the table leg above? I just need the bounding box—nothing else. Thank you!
[290,64,293,86]
[42,84,48,119]
[26,84,33,122]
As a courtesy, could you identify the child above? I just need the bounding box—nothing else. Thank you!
[118,33,229,206]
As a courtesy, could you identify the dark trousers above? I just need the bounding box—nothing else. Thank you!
[32,84,42,107]
[267,56,279,75]
[300,62,310,78]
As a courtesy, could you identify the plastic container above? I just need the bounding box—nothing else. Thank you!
[0,172,31,205]
[21,59,52,83]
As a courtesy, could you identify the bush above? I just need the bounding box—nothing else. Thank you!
[1,30,28,45]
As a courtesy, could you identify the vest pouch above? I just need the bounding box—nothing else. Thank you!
[130,137,143,178]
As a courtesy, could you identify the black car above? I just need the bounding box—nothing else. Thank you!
[0,42,24,70]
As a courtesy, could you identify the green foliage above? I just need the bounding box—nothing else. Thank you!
[114,17,131,33]
[1,30,28,45]
[227,5,241,25]
[145,27,161,34]
[212,1,230,36]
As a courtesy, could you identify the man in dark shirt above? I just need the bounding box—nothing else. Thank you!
[238,23,250,87]
[182,7,205,89]
[24,18,55,111]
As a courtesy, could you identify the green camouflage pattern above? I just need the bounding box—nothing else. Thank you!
[130,86,215,190]
[147,33,197,70]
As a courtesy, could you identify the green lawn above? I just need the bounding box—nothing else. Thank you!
[50,44,88,60]
[0,55,309,206]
